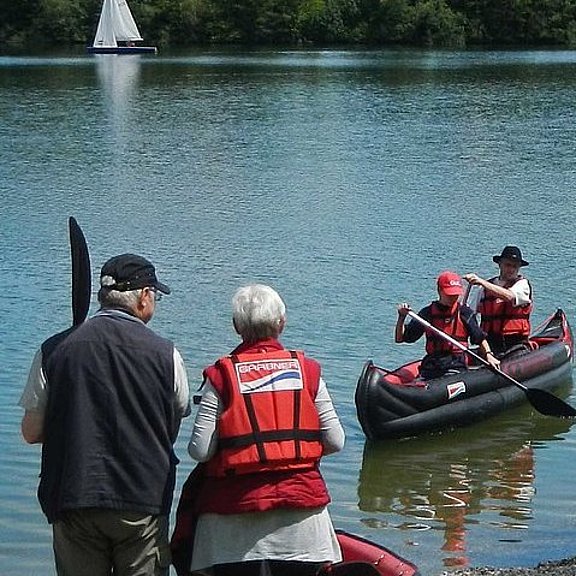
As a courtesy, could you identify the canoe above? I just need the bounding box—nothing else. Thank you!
[355,309,574,440]
[327,530,420,575]
[172,527,420,576]
[172,467,420,576]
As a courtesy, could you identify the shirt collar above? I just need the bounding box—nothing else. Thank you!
[94,308,146,325]
[231,338,284,355]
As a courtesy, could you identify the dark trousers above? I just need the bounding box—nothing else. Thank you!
[53,509,170,576]
[419,353,466,380]
[487,333,528,357]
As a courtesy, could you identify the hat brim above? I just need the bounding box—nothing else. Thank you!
[493,256,529,267]
[154,281,171,295]
[440,287,463,296]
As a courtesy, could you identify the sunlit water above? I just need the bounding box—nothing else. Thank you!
[1,48,576,575]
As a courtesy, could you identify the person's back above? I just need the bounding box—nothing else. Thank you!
[185,284,344,576]
[40,309,177,522]
[20,253,190,576]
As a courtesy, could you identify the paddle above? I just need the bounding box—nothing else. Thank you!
[68,216,91,326]
[406,310,576,418]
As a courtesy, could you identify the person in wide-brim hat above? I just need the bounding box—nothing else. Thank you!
[464,246,533,356]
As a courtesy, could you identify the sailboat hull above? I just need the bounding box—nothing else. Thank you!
[87,46,157,54]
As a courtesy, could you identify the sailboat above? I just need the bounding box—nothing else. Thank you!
[87,0,157,54]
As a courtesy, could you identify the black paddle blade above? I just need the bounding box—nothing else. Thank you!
[69,216,91,326]
[526,388,576,418]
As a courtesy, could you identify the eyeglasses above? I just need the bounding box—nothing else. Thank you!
[149,286,163,302]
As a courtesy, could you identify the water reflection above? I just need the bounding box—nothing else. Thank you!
[358,411,574,569]
[95,54,141,149]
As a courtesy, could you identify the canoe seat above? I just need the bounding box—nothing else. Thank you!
[500,343,533,360]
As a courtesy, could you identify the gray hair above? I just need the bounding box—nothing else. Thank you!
[98,287,141,311]
[232,284,286,342]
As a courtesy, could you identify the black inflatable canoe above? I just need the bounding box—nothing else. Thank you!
[355,309,574,440]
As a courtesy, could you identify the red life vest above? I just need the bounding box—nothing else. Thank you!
[425,302,469,356]
[203,349,324,478]
[478,276,532,337]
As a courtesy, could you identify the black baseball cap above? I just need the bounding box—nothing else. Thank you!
[100,254,171,294]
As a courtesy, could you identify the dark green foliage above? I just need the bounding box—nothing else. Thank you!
[31,0,92,43]
[297,0,364,44]
[137,0,204,45]
[0,0,40,42]
[1,0,576,47]
[411,0,466,46]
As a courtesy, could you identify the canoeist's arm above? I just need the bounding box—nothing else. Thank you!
[462,305,501,369]
[477,340,500,370]
[395,303,411,343]
[463,273,517,303]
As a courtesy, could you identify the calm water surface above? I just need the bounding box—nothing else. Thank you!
[1,48,576,575]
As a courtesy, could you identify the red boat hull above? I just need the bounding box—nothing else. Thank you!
[334,530,420,576]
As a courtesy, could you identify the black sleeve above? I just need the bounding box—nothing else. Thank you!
[461,305,486,345]
[402,306,429,343]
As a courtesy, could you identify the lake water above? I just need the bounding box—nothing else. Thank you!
[1,47,576,575]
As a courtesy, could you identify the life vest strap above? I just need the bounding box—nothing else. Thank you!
[219,429,323,450]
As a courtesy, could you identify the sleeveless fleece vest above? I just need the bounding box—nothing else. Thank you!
[39,311,177,523]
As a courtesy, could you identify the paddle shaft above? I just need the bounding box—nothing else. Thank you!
[406,310,528,391]
[461,282,472,306]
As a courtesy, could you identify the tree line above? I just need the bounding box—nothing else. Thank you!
[2,0,576,48]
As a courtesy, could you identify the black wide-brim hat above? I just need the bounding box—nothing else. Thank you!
[493,246,529,267]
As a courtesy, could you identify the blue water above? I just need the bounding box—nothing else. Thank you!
[1,48,576,575]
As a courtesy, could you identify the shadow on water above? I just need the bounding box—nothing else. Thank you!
[357,381,575,571]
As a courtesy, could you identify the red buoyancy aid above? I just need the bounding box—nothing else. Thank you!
[478,276,532,337]
[203,348,324,478]
[425,302,469,356]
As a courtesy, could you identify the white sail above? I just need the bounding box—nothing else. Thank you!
[115,0,143,41]
[92,0,143,48]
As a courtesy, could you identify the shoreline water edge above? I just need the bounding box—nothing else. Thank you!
[442,556,576,576]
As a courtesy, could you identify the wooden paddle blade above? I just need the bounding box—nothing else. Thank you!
[526,388,576,418]
[69,216,91,326]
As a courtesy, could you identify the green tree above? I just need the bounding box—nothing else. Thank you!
[410,0,465,46]
[362,0,414,44]
[0,0,40,43]
[138,0,204,45]
[31,0,93,43]
[297,0,363,43]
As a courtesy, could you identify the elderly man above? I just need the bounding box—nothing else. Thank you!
[464,246,533,356]
[186,284,345,576]
[20,253,190,576]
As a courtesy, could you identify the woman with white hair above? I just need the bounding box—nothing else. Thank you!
[186,284,345,576]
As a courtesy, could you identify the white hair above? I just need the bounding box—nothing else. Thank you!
[98,287,141,311]
[232,284,286,342]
